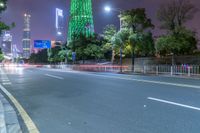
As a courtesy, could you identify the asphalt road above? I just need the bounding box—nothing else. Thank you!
[1,67,200,133]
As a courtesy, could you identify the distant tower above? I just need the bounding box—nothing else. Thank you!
[0,31,12,56]
[22,13,31,59]
[56,8,64,42]
[68,0,94,41]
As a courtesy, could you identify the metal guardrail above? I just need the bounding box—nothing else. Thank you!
[134,65,200,77]
[44,64,200,77]
[44,64,129,73]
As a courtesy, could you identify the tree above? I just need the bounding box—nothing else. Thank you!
[0,48,4,62]
[155,28,197,56]
[48,46,63,63]
[157,0,197,34]
[129,32,155,57]
[156,0,198,57]
[102,25,117,61]
[121,8,154,33]
[29,49,48,63]
[120,8,155,69]
[67,33,104,63]
[0,0,15,34]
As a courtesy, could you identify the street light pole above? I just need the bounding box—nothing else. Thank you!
[104,6,123,72]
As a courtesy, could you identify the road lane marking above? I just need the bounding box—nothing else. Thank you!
[148,97,200,111]
[68,72,200,89]
[41,68,200,89]
[0,84,40,133]
[2,79,10,82]
[2,82,12,85]
[82,74,200,89]
[45,74,64,80]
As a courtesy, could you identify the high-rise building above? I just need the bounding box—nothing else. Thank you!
[12,44,21,58]
[68,0,94,41]
[0,31,12,55]
[22,13,31,59]
[56,8,64,35]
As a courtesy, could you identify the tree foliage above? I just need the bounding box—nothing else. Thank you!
[157,0,197,33]
[121,8,154,33]
[115,8,155,58]
[29,49,48,63]
[0,48,4,62]
[0,0,15,34]
[129,32,155,57]
[68,34,104,62]
[48,46,63,63]
[156,0,198,56]
[155,28,197,56]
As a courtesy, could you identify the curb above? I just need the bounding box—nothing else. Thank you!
[0,93,22,133]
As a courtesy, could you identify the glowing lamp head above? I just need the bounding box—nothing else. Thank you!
[57,31,62,35]
[104,6,111,12]
[0,3,4,7]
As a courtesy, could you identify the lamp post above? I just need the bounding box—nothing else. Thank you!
[104,6,123,72]
[104,6,122,30]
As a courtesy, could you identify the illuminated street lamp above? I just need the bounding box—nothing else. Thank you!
[104,5,122,29]
[0,3,4,8]
[104,6,111,12]
[104,5,123,72]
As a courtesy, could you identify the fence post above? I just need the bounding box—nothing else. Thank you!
[156,66,159,75]
[171,66,173,76]
[188,66,191,77]
[144,66,146,74]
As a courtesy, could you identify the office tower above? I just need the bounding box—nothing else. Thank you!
[22,13,31,59]
[1,30,12,55]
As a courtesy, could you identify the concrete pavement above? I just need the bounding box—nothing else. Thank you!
[1,67,200,133]
[0,68,22,133]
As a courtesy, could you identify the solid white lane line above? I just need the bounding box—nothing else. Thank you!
[2,82,12,85]
[41,68,200,89]
[148,97,200,111]
[45,74,64,80]
[2,79,10,82]
[69,72,200,89]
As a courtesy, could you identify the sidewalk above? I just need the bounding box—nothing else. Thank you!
[0,92,22,133]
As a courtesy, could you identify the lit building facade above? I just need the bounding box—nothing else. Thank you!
[55,8,64,41]
[22,13,31,59]
[1,31,12,55]
[68,0,94,41]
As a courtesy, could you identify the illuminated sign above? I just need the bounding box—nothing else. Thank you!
[34,40,51,49]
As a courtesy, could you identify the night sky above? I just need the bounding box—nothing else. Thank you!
[2,0,200,50]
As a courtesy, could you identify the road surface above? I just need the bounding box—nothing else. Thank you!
[0,67,200,133]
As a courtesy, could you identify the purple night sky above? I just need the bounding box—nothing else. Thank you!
[1,0,200,50]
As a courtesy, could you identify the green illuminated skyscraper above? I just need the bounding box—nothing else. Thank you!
[68,0,94,41]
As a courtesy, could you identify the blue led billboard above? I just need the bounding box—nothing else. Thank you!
[34,40,51,49]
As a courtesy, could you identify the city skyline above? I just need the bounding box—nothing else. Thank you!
[1,0,200,51]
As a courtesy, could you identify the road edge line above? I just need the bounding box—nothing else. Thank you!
[0,84,40,133]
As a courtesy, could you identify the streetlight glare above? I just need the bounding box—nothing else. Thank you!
[0,3,4,7]
[57,31,62,35]
[104,6,111,12]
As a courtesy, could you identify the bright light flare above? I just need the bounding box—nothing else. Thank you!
[57,31,62,35]
[0,3,4,7]
[104,6,111,12]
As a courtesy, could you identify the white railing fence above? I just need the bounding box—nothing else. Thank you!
[134,65,200,77]
[43,64,200,77]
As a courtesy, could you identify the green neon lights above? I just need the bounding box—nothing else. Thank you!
[68,0,94,41]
